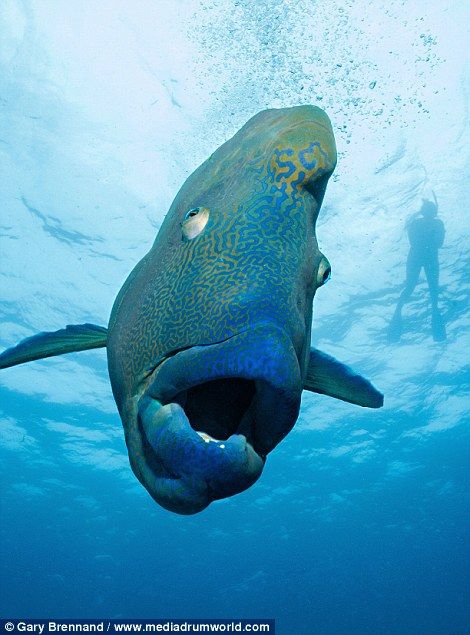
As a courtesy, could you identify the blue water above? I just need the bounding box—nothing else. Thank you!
[1,2,469,633]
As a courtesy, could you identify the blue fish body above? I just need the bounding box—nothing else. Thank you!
[0,106,383,514]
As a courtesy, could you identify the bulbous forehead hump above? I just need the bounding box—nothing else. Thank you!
[171,106,337,211]
[238,105,336,171]
[203,105,337,187]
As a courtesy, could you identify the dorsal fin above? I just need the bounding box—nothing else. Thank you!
[0,323,108,369]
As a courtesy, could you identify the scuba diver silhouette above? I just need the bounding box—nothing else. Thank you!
[389,192,446,342]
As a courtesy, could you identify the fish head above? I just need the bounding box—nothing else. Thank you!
[160,105,337,361]
[115,106,337,514]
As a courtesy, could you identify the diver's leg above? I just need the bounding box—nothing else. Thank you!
[425,257,446,341]
[398,254,422,308]
[424,256,440,311]
[388,254,421,341]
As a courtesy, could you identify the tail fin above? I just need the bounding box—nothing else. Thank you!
[0,323,108,369]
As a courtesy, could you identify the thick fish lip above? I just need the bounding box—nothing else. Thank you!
[137,323,302,514]
[147,324,302,456]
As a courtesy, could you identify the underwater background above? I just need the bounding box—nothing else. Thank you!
[0,1,469,633]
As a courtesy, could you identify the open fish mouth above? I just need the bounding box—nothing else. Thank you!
[136,323,302,515]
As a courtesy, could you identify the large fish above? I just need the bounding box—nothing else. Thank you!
[0,105,383,514]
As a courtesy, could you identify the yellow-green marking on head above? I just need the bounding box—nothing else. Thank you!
[0,106,383,515]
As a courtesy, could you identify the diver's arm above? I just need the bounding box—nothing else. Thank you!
[436,218,445,248]
[431,191,444,247]
[406,216,421,246]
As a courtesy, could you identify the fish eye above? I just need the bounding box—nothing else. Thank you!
[316,256,331,287]
[184,208,201,221]
[181,206,210,241]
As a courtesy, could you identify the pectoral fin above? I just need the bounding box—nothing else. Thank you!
[304,348,383,408]
[0,323,108,369]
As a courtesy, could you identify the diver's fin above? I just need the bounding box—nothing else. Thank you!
[304,348,383,408]
[387,312,402,343]
[431,310,447,342]
[0,323,108,369]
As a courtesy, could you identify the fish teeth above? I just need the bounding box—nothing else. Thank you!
[196,431,226,448]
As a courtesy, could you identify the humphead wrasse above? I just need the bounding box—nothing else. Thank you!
[0,106,383,514]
